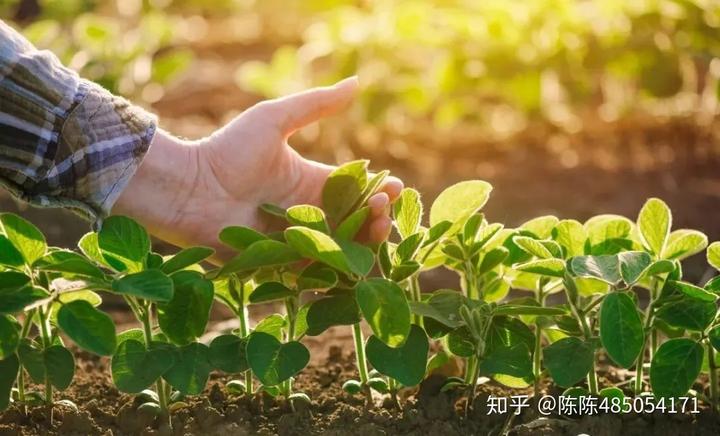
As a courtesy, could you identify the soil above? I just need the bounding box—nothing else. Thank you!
[2,339,719,436]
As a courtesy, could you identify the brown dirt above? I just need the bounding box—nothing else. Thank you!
[2,341,719,436]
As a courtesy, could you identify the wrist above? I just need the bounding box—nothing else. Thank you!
[113,129,198,238]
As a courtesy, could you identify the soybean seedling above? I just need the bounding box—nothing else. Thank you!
[80,216,215,425]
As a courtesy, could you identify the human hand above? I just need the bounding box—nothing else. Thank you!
[114,77,403,261]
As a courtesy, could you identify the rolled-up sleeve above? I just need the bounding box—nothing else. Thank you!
[0,20,156,225]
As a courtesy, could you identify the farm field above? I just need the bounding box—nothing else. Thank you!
[2,1,720,435]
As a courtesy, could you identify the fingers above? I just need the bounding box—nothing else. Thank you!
[369,215,393,243]
[378,176,404,202]
[259,76,359,137]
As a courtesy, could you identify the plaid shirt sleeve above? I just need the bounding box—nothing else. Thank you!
[0,20,157,226]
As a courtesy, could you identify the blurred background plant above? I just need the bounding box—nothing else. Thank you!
[3,0,720,282]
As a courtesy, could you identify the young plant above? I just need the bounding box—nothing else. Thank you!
[77,216,215,425]
[0,213,117,420]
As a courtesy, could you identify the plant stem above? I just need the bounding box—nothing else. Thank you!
[634,294,658,395]
[232,277,254,395]
[409,275,422,325]
[388,377,399,408]
[563,280,598,394]
[533,286,545,398]
[352,322,373,407]
[139,302,170,424]
[284,296,299,410]
[707,340,718,412]
[16,310,35,404]
[37,306,53,408]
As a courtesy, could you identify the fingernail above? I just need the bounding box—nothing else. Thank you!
[336,76,359,88]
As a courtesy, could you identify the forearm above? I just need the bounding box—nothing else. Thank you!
[0,19,156,225]
[113,129,199,240]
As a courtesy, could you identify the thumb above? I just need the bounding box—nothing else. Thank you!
[261,76,359,137]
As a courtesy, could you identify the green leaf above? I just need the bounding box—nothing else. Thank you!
[429,180,492,227]
[18,342,75,390]
[394,188,423,239]
[618,251,652,285]
[481,343,533,380]
[216,240,301,277]
[513,236,553,259]
[116,328,145,345]
[521,215,559,239]
[663,230,707,261]
[338,239,375,277]
[478,247,509,274]
[395,233,425,263]
[305,294,361,336]
[0,272,48,314]
[0,213,46,265]
[297,264,338,291]
[79,232,119,270]
[650,338,703,398]
[112,269,174,302]
[57,300,116,356]
[249,282,295,304]
[366,324,428,387]
[408,290,465,328]
[0,315,19,359]
[514,258,565,277]
[98,216,150,273]
[163,342,213,395]
[209,334,248,373]
[335,207,370,241]
[0,355,19,411]
[585,215,633,255]
[552,219,587,258]
[111,339,175,393]
[356,278,411,347]
[0,235,24,267]
[157,271,213,345]
[493,305,566,316]
[218,226,268,251]
[253,314,286,341]
[322,160,368,224]
[286,205,330,233]
[246,332,309,386]
[655,298,716,331]
[709,326,720,352]
[285,226,350,274]
[708,242,720,271]
[569,254,621,285]
[665,280,717,302]
[446,326,475,357]
[355,170,389,210]
[33,250,106,279]
[543,337,594,388]
[160,247,214,275]
[486,316,535,354]
[637,198,672,256]
[599,292,644,368]
[259,203,286,218]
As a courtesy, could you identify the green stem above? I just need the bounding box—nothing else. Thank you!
[37,306,53,406]
[352,323,369,384]
[284,296,299,408]
[708,340,718,411]
[635,295,657,395]
[139,303,170,423]
[533,287,545,398]
[232,277,253,395]
[563,280,598,394]
[16,310,35,404]
[409,275,423,325]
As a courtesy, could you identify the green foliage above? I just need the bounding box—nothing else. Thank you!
[1,172,719,416]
